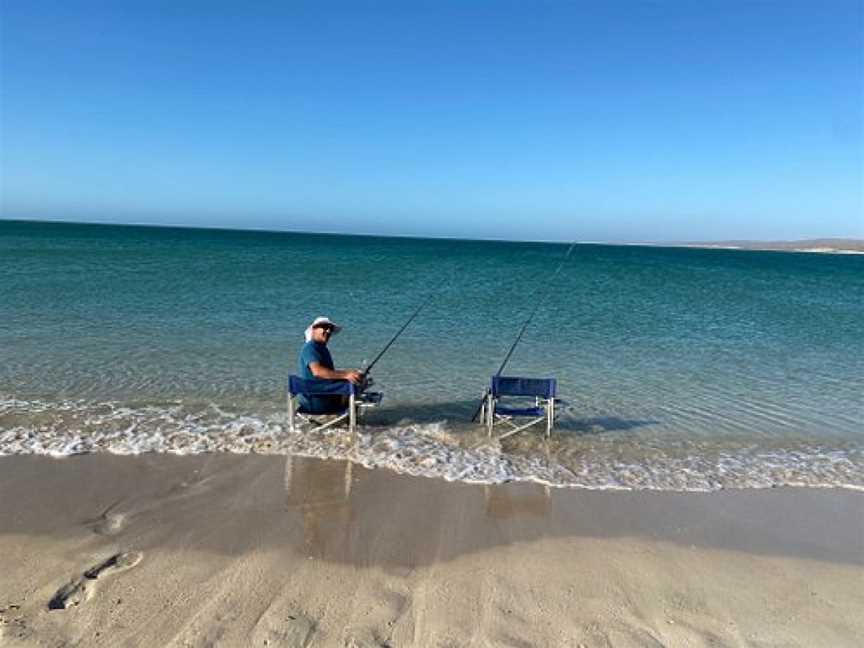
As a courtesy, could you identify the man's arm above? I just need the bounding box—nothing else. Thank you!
[308,362,364,384]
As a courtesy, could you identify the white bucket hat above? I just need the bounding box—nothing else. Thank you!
[304,316,343,342]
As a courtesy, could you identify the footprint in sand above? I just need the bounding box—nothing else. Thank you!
[252,612,317,648]
[48,551,143,611]
[90,512,127,536]
[84,501,128,536]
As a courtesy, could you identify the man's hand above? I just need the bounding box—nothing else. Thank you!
[344,370,364,385]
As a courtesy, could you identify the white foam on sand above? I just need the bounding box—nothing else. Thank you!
[2,397,863,492]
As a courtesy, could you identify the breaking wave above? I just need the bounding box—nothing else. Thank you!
[1,397,863,492]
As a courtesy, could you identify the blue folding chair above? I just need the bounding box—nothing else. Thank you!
[287,376,382,434]
[480,376,557,439]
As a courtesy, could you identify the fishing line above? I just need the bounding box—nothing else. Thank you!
[471,241,577,421]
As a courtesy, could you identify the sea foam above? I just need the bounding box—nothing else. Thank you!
[1,397,863,492]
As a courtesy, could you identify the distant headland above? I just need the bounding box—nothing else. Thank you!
[660,239,864,254]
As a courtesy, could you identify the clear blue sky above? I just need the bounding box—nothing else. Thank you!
[1,1,862,241]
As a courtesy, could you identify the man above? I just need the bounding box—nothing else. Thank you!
[297,316,364,413]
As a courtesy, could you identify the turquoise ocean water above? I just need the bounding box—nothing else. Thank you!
[2,220,862,490]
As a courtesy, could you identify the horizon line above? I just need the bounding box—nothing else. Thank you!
[1,216,861,248]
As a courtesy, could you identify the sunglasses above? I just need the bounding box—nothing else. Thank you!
[316,325,334,333]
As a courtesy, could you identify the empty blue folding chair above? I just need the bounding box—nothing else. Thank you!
[480,376,557,439]
[287,375,381,434]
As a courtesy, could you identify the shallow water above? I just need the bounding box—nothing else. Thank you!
[2,220,862,490]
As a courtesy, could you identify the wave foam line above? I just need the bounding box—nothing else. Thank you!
[2,397,863,492]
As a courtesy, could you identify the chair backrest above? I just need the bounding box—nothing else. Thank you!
[491,376,556,399]
[289,375,356,396]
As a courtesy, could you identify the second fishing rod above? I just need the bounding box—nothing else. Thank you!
[471,242,577,422]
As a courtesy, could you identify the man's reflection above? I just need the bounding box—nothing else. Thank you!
[283,455,553,568]
[284,456,354,559]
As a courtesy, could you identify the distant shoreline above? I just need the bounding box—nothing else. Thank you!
[659,239,864,255]
[1,217,862,253]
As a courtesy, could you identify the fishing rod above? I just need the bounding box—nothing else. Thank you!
[471,241,577,422]
[362,284,442,377]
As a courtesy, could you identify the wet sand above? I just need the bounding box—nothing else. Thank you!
[1,454,862,647]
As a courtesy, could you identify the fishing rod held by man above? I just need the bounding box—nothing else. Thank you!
[363,293,439,378]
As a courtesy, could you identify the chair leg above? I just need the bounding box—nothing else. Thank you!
[487,393,495,438]
[349,393,356,434]
[287,392,295,432]
[309,413,349,433]
[344,461,353,498]
[498,417,544,440]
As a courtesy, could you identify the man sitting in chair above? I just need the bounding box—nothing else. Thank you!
[298,316,364,414]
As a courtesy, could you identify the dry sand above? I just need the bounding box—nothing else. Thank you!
[1,454,862,647]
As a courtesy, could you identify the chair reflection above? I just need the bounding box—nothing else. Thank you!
[484,483,551,519]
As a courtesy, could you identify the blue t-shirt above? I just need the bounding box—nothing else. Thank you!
[298,341,334,379]
[297,341,339,413]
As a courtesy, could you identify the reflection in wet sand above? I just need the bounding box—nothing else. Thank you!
[484,483,551,519]
[284,456,355,560]
[282,454,559,568]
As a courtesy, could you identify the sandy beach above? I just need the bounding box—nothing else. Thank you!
[3,0,863,645]
[1,454,862,647]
